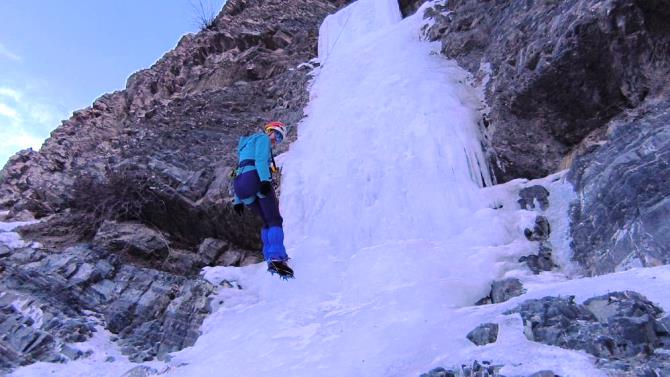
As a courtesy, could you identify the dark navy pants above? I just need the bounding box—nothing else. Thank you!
[234,170,288,261]
[233,170,283,228]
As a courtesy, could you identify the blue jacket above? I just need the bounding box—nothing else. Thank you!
[234,132,272,204]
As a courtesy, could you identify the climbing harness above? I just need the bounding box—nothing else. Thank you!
[229,155,279,178]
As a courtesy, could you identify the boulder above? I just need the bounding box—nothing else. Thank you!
[476,277,525,305]
[491,278,525,304]
[197,238,229,265]
[519,242,555,274]
[518,185,550,211]
[466,323,499,346]
[93,221,169,260]
[523,216,550,242]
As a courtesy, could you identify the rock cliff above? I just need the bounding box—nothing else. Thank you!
[426,0,670,182]
[425,0,670,278]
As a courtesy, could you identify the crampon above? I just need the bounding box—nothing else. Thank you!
[267,260,294,280]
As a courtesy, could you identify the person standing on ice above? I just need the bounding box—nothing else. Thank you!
[232,121,294,279]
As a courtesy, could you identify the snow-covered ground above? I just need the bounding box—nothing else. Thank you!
[0,216,39,249]
[8,0,670,376]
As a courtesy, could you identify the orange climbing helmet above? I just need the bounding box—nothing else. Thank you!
[264,121,286,143]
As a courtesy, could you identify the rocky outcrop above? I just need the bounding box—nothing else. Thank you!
[420,361,557,377]
[568,100,670,275]
[0,241,215,370]
[476,277,525,305]
[398,0,426,17]
[506,291,670,376]
[420,361,504,377]
[425,0,670,182]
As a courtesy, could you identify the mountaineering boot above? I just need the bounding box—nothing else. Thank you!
[267,260,294,279]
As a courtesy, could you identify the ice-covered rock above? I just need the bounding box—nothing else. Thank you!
[466,323,499,346]
[518,185,550,211]
[506,291,670,376]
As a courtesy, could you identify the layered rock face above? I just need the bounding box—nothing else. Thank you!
[568,99,670,275]
[425,0,670,182]
[0,242,214,371]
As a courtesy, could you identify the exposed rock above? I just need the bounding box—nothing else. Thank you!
[238,252,263,267]
[0,301,65,370]
[197,238,229,265]
[196,238,252,267]
[162,249,205,276]
[523,216,550,242]
[656,315,670,337]
[476,278,525,305]
[527,372,557,377]
[398,0,426,18]
[518,185,549,211]
[0,242,215,369]
[491,278,525,304]
[421,367,455,377]
[120,366,158,377]
[420,360,504,377]
[93,221,170,261]
[218,249,247,267]
[519,242,555,275]
[424,0,670,182]
[506,291,670,376]
[16,210,96,249]
[568,100,670,275]
[466,323,499,346]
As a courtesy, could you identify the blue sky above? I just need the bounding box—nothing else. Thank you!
[0,0,226,166]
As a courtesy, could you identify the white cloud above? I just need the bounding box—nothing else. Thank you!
[0,102,21,121]
[0,42,21,61]
[0,86,67,165]
[0,129,42,151]
[0,87,22,101]
[27,103,62,125]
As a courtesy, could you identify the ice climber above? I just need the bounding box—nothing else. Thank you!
[232,121,294,279]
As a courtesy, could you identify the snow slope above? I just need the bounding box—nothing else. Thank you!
[9,1,670,376]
